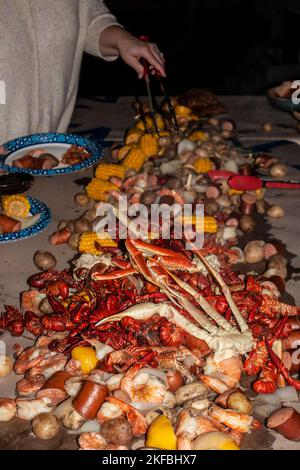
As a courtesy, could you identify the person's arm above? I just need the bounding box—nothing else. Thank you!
[85,1,165,77]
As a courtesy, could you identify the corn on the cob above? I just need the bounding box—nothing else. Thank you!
[193,158,214,174]
[189,130,209,142]
[95,163,126,181]
[139,134,159,158]
[79,232,118,255]
[95,233,118,247]
[178,215,218,233]
[78,233,103,255]
[86,178,119,201]
[1,195,31,218]
[118,144,136,161]
[125,127,144,145]
[154,113,166,131]
[136,113,165,132]
[123,147,146,172]
[174,105,192,116]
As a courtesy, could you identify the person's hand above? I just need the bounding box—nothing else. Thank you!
[99,27,166,78]
[116,33,166,79]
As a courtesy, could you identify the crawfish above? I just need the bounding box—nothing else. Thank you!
[0,305,24,336]
[24,311,44,336]
[252,361,279,394]
[28,269,79,298]
[41,314,75,332]
[103,346,158,373]
[244,340,269,376]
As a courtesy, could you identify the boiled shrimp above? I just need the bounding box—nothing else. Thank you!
[209,405,253,432]
[104,396,148,437]
[78,432,128,450]
[16,397,53,420]
[16,374,46,396]
[26,352,67,378]
[120,364,166,403]
[14,345,49,375]
[97,401,124,424]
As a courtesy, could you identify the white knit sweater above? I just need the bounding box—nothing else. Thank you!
[0,0,120,142]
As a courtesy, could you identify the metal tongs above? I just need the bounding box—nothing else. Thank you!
[137,35,179,134]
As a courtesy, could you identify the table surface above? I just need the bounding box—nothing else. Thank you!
[0,96,300,450]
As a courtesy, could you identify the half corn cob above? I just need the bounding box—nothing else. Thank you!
[78,232,118,255]
[177,215,218,233]
[95,163,126,181]
[125,127,144,145]
[193,158,214,174]
[139,134,159,158]
[123,148,146,172]
[1,195,31,218]
[86,178,119,201]
[118,144,136,161]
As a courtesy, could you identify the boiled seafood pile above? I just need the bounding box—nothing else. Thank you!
[1,101,300,450]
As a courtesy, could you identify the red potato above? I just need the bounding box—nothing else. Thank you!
[264,243,278,260]
[0,214,21,233]
[205,186,220,199]
[49,226,72,245]
[267,407,300,441]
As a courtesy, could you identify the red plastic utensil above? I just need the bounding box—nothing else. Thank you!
[208,171,300,190]
[229,175,300,191]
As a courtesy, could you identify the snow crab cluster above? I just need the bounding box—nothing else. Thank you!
[1,99,300,450]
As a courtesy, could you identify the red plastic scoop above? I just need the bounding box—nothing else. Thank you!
[208,170,300,190]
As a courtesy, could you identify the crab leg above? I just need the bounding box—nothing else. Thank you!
[92,267,137,281]
[163,267,233,332]
[193,247,249,334]
[127,239,198,271]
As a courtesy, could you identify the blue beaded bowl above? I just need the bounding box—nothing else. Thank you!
[0,197,51,243]
[0,133,102,176]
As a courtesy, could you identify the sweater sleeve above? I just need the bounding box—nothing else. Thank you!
[84,0,122,60]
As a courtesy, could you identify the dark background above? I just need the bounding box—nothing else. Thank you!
[78,0,300,97]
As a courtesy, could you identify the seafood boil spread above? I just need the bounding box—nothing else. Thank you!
[1,98,300,451]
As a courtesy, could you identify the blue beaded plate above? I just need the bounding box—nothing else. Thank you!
[0,197,51,243]
[0,133,102,176]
